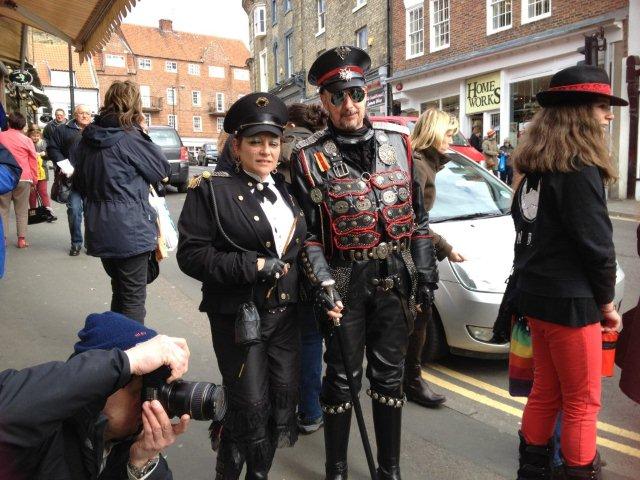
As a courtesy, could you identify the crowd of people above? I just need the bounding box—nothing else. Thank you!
[0,45,636,480]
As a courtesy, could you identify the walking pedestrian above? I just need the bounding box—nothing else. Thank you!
[482,129,499,176]
[504,65,625,480]
[47,104,92,256]
[291,46,439,480]
[0,113,38,248]
[26,126,56,221]
[72,81,170,324]
[469,125,482,152]
[0,145,21,277]
[178,92,307,479]
[405,108,466,408]
[499,138,515,185]
[42,107,66,143]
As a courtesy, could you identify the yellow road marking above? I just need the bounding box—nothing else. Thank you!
[610,215,640,223]
[422,371,640,458]
[429,365,640,443]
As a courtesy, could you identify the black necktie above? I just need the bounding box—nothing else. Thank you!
[254,182,277,204]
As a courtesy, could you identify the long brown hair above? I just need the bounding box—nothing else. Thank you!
[513,103,616,183]
[100,80,144,129]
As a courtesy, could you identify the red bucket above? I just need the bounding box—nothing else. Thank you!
[602,331,619,377]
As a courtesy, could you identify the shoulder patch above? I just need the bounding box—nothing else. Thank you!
[294,127,330,151]
[372,122,410,136]
[187,170,230,189]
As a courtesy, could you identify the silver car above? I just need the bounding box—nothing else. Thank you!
[422,152,625,361]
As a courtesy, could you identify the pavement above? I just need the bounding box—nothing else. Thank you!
[608,198,640,221]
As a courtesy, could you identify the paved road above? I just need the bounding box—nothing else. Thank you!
[0,173,637,479]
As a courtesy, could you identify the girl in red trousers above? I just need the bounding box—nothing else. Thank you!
[510,65,624,480]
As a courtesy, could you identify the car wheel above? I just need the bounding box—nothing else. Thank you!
[421,307,449,362]
[177,181,189,193]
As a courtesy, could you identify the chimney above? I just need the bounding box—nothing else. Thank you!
[159,19,173,32]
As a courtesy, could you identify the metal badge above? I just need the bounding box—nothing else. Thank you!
[332,161,350,178]
[335,46,352,60]
[397,187,409,202]
[382,190,398,205]
[310,188,323,204]
[355,197,373,211]
[378,144,397,166]
[323,140,338,157]
[339,68,354,81]
[373,175,385,186]
[332,200,350,214]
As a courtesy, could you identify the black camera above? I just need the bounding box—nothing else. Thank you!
[142,366,226,421]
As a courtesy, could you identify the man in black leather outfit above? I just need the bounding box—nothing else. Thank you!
[290,46,438,480]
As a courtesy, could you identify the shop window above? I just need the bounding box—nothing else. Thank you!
[356,26,368,51]
[406,5,424,59]
[441,95,459,118]
[522,0,551,24]
[138,58,151,70]
[430,0,450,52]
[420,100,439,112]
[317,0,326,34]
[510,75,552,146]
[487,0,512,35]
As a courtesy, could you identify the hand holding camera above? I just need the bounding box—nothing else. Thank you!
[125,335,190,382]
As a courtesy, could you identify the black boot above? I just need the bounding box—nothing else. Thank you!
[323,403,352,480]
[563,452,602,480]
[517,431,552,480]
[244,438,275,480]
[371,391,405,480]
[403,363,446,408]
[215,438,245,480]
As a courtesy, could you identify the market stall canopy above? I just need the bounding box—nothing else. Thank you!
[0,0,139,63]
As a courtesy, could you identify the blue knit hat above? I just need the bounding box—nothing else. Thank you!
[74,311,157,354]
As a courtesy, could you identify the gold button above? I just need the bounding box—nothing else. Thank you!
[280,293,287,300]
[254,215,260,221]
[265,241,272,247]
[238,195,244,201]
[248,182,253,187]
[295,238,300,244]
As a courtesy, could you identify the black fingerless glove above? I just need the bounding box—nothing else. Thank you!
[313,284,341,313]
[258,257,286,282]
[417,283,435,310]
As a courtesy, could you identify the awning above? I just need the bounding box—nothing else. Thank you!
[0,0,139,63]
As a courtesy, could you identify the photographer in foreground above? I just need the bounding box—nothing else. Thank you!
[0,311,190,480]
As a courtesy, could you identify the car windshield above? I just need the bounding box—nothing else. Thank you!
[148,129,181,147]
[430,152,512,223]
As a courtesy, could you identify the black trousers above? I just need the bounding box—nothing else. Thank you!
[207,306,300,448]
[101,251,150,323]
[321,256,412,404]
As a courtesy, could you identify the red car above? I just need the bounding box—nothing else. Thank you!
[370,115,484,163]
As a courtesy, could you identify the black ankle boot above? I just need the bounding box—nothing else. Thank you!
[370,391,405,480]
[404,364,446,408]
[323,403,352,480]
[517,431,552,480]
[244,438,275,480]
[563,452,602,480]
[215,438,245,480]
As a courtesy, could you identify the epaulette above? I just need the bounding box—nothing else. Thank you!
[372,121,410,136]
[294,127,329,151]
[187,170,230,189]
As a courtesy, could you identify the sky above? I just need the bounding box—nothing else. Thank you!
[123,0,250,46]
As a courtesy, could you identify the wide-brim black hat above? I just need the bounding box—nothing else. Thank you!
[224,92,288,137]
[536,65,628,107]
[308,46,371,93]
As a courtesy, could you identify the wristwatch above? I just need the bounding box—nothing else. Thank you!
[127,455,159,479]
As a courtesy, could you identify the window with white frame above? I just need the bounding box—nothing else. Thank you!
[50,70,76,87]
[406,6,424,58]
[143,113,151,127]
[317,0,326,33]
[254,5,266,36]
[216,93,225,112]
[285,32,293,78]
[168,114,177,129]
[165,61,178,73]
[430,0,450,51]
[521,0,551,23]
[140,85,151,108]
[192,116,202,132]
[188,63,200,75]
[355,26,368,51]
[192,91,201,106]
[233,68,250,81]
[209,66,225,78]
[166,87,177,106]
[217,117,224,133]
[259,49,268,91]
[138,58,151,70]
[487,0,512,34]
[105,54,125,67]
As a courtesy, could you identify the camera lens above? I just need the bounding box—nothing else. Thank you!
[160,380,226,421]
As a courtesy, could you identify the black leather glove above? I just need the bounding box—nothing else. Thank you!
[417,283,435,311]
[313,284,342,313]
[257,257,286,282]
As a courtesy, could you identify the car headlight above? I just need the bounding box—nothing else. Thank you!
[450,261,507,293]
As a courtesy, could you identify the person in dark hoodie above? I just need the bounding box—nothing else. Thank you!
[73,81,170,324]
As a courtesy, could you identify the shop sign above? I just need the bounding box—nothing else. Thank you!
[8,70,33,87]
[466,72,501,114]
[367,88,385,108]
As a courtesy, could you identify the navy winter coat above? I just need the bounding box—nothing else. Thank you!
[72,115,170,258]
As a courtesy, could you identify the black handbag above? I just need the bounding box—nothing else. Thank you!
[50,170,71,204]
[147,251,160,284]
[491,270,519,344]
[28,190,50,225]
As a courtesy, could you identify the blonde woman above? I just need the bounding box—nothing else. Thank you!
[507,65,624,480]
[404,108,465,408]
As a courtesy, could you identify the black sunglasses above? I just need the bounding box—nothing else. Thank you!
[330,87,366,106]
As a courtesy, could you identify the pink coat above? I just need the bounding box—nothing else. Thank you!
[0,128,38,183]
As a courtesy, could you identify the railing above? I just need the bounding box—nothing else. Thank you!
[207,101,226,115]
[142,96,163,112]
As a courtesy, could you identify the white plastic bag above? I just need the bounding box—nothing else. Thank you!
[149,186,178,252]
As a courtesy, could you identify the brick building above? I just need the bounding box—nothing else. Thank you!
[242,0,391,114]
[95,19,251,154]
